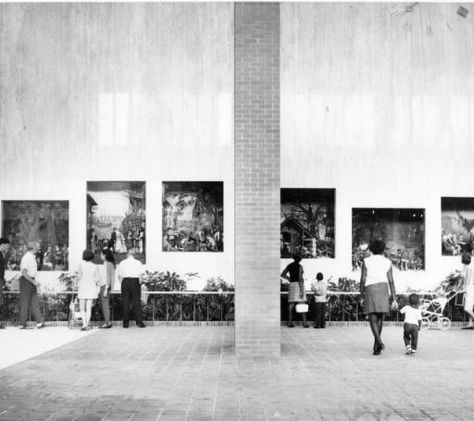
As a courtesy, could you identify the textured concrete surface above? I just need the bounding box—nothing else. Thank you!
[1,325,474,420]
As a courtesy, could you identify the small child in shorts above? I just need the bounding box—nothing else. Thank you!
[400,293,422,356]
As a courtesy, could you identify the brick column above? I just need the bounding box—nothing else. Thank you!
[234,2,281,357]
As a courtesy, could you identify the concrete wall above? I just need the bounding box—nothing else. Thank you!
[0,3,234,289]
[281,3,474,291]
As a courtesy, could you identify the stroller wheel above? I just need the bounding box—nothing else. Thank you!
[439,317,451,331]
[421,317,430,330]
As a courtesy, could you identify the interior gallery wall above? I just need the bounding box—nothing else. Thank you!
[0,3,234,290]
[281,3,474,290]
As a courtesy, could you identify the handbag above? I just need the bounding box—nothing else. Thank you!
[295,303,309,313]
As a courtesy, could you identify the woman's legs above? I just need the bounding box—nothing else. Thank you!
[368,313,385,353]
[287,303,295,326]
[80,299,93,328]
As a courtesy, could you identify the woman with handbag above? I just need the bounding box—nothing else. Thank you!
[281,254,309,328]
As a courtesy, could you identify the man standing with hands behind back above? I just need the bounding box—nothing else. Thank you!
[117,250,146,328]
[0,238,11,329]
[19,241,45,329]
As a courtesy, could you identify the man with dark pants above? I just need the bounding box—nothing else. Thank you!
[117,250,145,328]
[19,242,45,329]
[0,238,11,329]
[314,272,328,328]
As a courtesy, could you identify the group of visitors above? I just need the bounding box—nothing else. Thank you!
[0,237,146,331]
[283,239,474,357]
[70,246,146,330]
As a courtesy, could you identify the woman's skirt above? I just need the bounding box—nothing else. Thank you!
[288,282,306,303]
[364,282,389,314]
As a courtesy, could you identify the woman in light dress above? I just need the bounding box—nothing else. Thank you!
[359,240,398,355]
[77,250,100,331]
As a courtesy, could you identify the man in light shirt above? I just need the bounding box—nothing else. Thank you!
[117,250,146,328]
[19,241,45,329]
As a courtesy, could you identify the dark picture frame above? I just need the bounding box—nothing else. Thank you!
[2,200,69,271]
[280,188,335,259]
[162,181,223,252]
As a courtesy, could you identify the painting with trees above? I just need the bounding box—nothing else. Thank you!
[280,188,335,258]
[2,200,69,271]
[352,208,425,271]
[162,181,223,252]
[441,197,474,256]
[87,181,146,264]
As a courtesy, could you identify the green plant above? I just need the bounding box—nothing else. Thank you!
[203,276,234,292]
[57,272,77,291]
[142,271,187,291]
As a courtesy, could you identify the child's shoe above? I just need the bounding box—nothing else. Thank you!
[411,349,417,356]
[405,345,412,355]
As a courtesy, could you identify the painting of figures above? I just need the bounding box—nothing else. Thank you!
[162,182,223,252]
[352,208,425,271]
[2,201,69,271]
[87,181,146,263]
[280,188,335,258]
[441,197,474,256]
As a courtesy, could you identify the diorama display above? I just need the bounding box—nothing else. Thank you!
[2,200,69,271]
[441,197,474,256]
[87,181,146,263]
[352,208,425,271]
[280,188,335,258]
[162,181,223,252]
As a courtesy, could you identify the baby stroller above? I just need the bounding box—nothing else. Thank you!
[68,293,83,329]
[419,290,460,331]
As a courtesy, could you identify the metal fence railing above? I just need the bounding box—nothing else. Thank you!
[1,291,469,324]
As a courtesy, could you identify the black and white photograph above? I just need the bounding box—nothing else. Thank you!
[280,188,335,258]
[1,2,474,420]
[441,197,474,255]
[87,181,146,263]
[162,181,223,252]
[2,200,69,271]
[352,208,425,271]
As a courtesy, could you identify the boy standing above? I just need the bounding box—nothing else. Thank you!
[313,272,328,329]
[400,293,422,355]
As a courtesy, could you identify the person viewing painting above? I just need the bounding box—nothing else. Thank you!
[76,250,100,331]
[98,248,115,329]
[460,252,474,329]
[281,254,309,328]
[19,242,45,329]
[0,238,11,329]
[359,240,398,355]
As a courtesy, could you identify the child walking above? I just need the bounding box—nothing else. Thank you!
[400,293,422,356]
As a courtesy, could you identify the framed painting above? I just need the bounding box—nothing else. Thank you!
[87,181,146,263]
[280,188,335,258]
[352,208,425,271]
[163,181,223,252]
[2,200,69,271]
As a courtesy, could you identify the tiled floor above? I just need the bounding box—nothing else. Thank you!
[0,324,473,420]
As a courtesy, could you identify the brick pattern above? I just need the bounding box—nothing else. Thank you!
[1,326,474,419]
[234,3,281,357]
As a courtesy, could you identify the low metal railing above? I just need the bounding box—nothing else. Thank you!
[0,290,468,323]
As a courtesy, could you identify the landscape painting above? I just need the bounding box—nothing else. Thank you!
[280,188,335,258]
[2,200,69,271]
[352,208,425,271]
[441,197,474,256]
[162,181,223,252]
[87,181,146,263]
